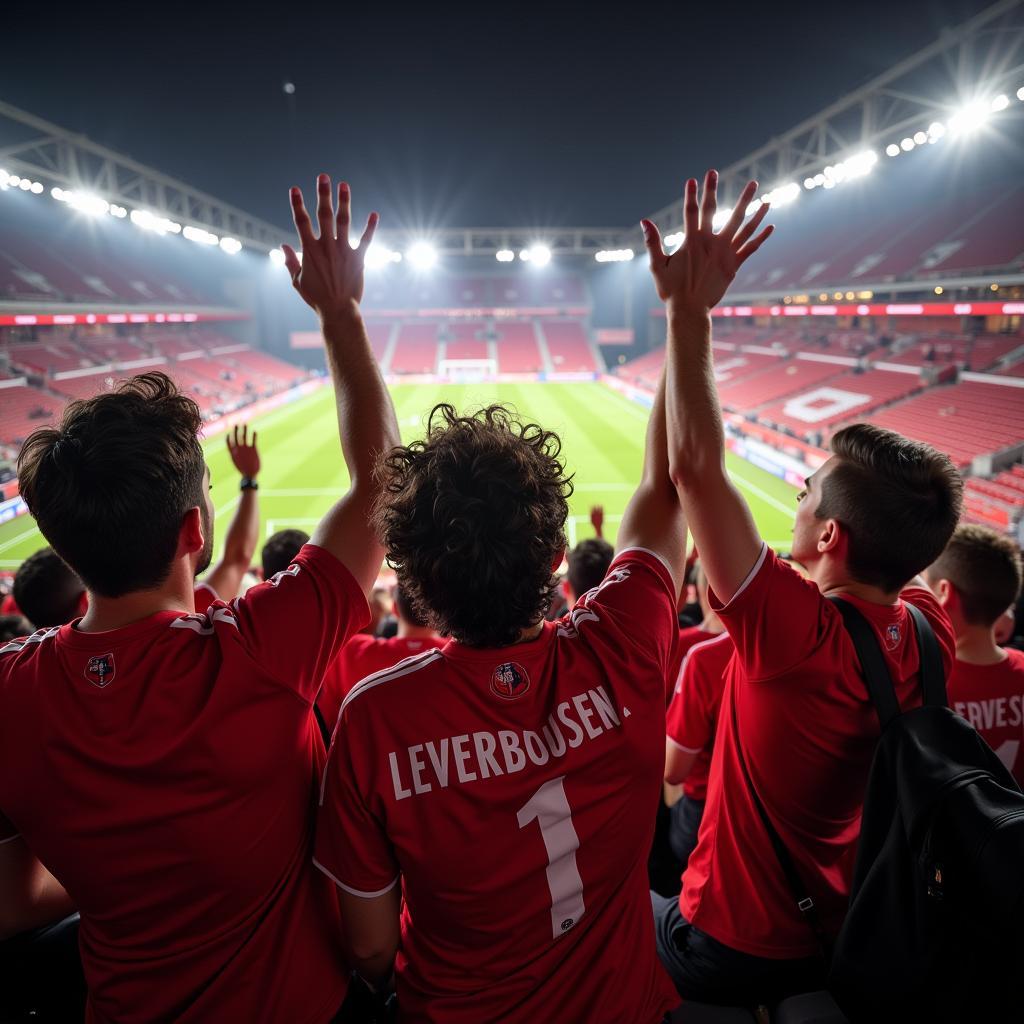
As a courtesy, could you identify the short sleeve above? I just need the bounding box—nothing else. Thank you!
[708,544,829,681]
[666,647,718,754]
[315,711,400,898]
[228,544,370,703]
[0,808,19,844]
[568,547,678,691]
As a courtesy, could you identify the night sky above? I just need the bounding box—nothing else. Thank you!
[0,0,998,233]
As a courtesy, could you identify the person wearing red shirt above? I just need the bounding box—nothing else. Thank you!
[193,423,262,614]
[0,176,400,1024]
[318,584,445,728]
[925,524,1024,787]
[316,352,694,1017]
[640,171,961,1006]
[670,561,724,697]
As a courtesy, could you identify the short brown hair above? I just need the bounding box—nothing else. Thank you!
[815,423,962,592]
[373,404,572,647]
[927,524,1023,626]
[13,547,85,628]
[567,538,614,600]
[17,372,205,598]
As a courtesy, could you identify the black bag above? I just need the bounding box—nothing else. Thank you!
[735,597,1024,1021]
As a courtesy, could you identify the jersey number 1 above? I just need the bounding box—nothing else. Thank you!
[517,775,586,939]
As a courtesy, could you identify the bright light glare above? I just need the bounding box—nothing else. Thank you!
[528,244,551,267]
[19,179,31,191]
[594,248,635,263]
[30,181,43,194]
[900,137,915,152]
[269,248,286,266]
[66,191,110,216]
[1018,87,1024,101]
[928,121,945,140]
[885,143,901,157]
[803,177,816,189]
[184,225,219,246]
[990,94,1009,112]
[130,209,182,234]
[913,131,927,145]
[363,242,402,269]
[109,205,127,218]
[760,182,800,208]
[663,232,684,251]
[219,237,242,254]
[495,249,515,262]
[406,241,437,269]
[948,101,989,135]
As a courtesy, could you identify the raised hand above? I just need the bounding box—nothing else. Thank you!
[641,171,773,314]
[226,423,260,479]
[282,174,379,319]
[590,504,604,539]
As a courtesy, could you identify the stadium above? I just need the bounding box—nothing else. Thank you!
[1,0,1024,1021]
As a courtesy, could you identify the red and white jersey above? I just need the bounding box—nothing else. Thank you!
[666,632,734,801]
[667,625,720,704]
[193,581,219,615]
[948,647,1024,788]
[0,545,367,1024]
[681,545,955,959]
[316,549,679,1024]
[318,633,446,729]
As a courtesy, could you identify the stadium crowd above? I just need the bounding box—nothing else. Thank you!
[0,173,1022,1024]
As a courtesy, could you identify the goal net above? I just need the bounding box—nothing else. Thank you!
[437,358,498,383]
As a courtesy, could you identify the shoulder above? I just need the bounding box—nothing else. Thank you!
[340,647,446,718]
[1005,647,1024,671]
[0,626,61,662]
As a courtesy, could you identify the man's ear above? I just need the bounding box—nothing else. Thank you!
[817,518,843,556]
[933,577,955,611]
[76,591,89,617]
[178,506,205,559]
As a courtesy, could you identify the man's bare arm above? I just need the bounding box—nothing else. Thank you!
[0,837,75,941]
[283,176,401,594]
[641,172,774,604]
[338,885,401,990]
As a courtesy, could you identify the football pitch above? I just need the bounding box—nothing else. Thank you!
[0,381,799,570]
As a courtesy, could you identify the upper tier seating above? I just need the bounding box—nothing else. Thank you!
[494,322,543,373]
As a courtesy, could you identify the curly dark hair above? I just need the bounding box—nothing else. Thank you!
[373,403,573,647]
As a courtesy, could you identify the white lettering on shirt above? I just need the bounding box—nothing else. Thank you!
[409,745,432,795]
[390,752,412,801]
[452,734,477,783]
[954,696,1024,733]
[573,693,603,740]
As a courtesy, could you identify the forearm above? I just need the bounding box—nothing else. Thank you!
[222,489,259,566]
[353,950,397,992]
[0,853,74,941]
[322,302,400,486]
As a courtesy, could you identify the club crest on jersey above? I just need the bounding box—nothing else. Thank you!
[885,623,901,650]
[85,653,116,688]
[490,661,530,701]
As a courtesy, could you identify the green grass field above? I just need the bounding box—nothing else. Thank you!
[0,381,799,571]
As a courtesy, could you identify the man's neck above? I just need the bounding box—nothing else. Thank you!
[813,560,899,606]
[78,568,196,633]
[397,623,438,640]
[954,625,1007,666]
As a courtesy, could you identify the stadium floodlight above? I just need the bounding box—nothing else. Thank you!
[525,244,551,267]
[913,131,927,145]
[19,178,32,191]
[663,231,684,251]
[66,191,110,216]
[990,94,1009,112]
[363,242,402,269]
[130,208,181,235]
[406,241,438,270]
[948,100,989,135]
[803,177,816,190]
[594,248,635,263]
[1018,86,1024,101]
[51,186,66,200]
[30,181,43,194]
[760,182,800,208]
[219,237,242,255]
[900,137,915,152]
[928,121,945,141]
[495,249,515,262]
[269,248,286,266]
[711,208,733,230]
[184,225,219,246]
[885,143,901,157]
[110,205,127,218]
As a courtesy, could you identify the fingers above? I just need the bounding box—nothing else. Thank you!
[240,423,248,447]
[315,173,335,241]
[251,430,258,449]
[289,187,315,249]
[640,218,666,266]
[683,178,699,240]
[733,201,770,250]
[699,169,717,234]
[736,224,775,265]
[722,180,759,241]
[356,211,380,253]
[335,181,351,240]
[281,244,301,286]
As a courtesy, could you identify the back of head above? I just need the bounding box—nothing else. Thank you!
[13,547,85,628]
[261,528,310,580]
[927,524,1023,627]
[374,403,572,647]
[393,584,430,628]
[17,373,206,598]
[567,538,614,601]
[816,423,963,593]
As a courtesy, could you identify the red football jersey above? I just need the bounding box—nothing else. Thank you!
[948,647,1024,788]
[681,545,954,959]
[667,625,720,703]
[193,581,218,615]
[316,549,679,1024]
[318,633,446,729]
[0,545,367,1024]
[666,631,734,801]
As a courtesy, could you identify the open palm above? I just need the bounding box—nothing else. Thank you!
[641,171,773,313]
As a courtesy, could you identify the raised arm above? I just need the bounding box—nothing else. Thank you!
[616,368,687,596]
[640,171,774,604]
[203,424,261,601]
[283,176,401,594]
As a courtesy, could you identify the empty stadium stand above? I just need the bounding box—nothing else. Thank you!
[495,321,543,373]
[539,320,601,372]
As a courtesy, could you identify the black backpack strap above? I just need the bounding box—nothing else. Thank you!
[904,601,948,708]
[313,701,332,747]
[730,689,832,962]
[829,597,901,730]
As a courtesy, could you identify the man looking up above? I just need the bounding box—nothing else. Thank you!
[640,171,961,1005]
[0,175,399,1024]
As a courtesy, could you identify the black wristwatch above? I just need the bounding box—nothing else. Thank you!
[240,477,259,491]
